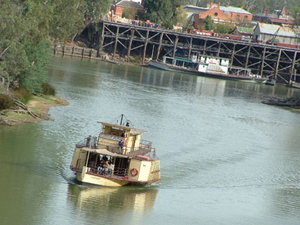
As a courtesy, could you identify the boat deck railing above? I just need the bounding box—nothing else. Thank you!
[106,145,153,157]
[76,135,157,158]
[87,166,128,178]
[99,133,153,148]
[76,135,98,149]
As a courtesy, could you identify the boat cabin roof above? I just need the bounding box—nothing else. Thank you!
[82,147,129,158]
[98,122,147,135]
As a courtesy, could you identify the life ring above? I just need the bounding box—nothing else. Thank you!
[130,168,139,177]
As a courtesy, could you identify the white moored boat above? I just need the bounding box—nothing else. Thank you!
[70,115,161,187]
[149,55,266,83]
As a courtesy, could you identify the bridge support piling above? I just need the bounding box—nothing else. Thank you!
[113,26,119,59]
[127,29,135,62]
[156,32,164,60]
[142,30,149,64]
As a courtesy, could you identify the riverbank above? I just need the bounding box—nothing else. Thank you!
[56,40,148,66]
[262,96,300,114]
[0,95,68,126]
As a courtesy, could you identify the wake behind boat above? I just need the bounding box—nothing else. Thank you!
[70,115,160,187]
[149,55,266,83]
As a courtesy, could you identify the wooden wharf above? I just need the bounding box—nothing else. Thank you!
[53,45,98,59]
[91,21,300,84]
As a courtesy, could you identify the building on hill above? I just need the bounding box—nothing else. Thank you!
[252,6,295,26]
[184,2,252,29]
[111,0,145,19]
[233,26,254,39]
[253,22,300,47]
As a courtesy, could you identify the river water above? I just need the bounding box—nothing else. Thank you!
[1,57,300,225]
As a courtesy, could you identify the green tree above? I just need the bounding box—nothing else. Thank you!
[49,0,86,43]
[215,24,235,34]
[84,0,111,24]
[174,6,188,26]
[122,7,138,19]
[144,0,173,27]
[19,41,52,93]
[203,16,214,31]
[0,0,111,93]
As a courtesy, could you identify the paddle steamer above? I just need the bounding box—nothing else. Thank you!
[70,115,160,187]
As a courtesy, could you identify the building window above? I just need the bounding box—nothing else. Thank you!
[245,16,248,20]
[214,12,218,17]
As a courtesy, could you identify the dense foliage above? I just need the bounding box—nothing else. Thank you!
[203,15,214,31]
[143,0,190,28]
[42,83,56,96]
[0,94,12,110]
[0,0,111,94]
[188,0,300,16]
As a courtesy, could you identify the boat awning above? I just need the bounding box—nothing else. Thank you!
[81,147,129,158]
[175,58,193,63]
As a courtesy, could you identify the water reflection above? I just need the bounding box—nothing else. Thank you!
[1,57,300,225]
[268,187,300,221]
[49,57,300,102]
[67,184,158,222]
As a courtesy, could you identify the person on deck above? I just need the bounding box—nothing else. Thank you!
[118,139,124,149]
[103,161,109,175]
[108,162,114,176]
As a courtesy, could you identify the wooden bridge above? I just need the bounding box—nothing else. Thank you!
[89,21,300,84]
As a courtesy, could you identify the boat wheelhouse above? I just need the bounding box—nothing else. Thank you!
[70,115,160,187]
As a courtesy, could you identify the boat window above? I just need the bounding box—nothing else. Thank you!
[88,152,98,168]
[114,157,129,176]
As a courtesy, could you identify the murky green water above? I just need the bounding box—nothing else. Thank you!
[1,57,300,225]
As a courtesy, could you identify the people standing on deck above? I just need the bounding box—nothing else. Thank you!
[97,165,102,175]
[108,162,114,176]
[103,161,109,175]
[119,139,124,150]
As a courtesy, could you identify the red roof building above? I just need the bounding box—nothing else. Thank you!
[187,3,252,29]
[111,0,145,19]
[252,6,294,26]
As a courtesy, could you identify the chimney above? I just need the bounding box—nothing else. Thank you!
[218,2,220,9]
[210,2,213,8]
[263,9,269,17]
[247,7,250,12]
[141,0,144,5]
[241,6,243,9]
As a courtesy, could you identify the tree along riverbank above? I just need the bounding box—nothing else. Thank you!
[0,95,68,126]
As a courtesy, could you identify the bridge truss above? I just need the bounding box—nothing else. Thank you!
[93,21,300,84]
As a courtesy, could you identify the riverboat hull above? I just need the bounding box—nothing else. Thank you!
[76,169,129,187]
[148,60,266,83]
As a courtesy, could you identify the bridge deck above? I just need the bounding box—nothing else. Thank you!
[89,21,300,84]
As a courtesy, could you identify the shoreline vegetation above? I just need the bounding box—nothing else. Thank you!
[0,94,68,126]
[0,1,112,126]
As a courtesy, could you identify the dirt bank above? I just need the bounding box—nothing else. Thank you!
[0,95,69,126]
